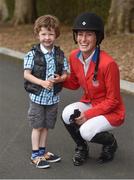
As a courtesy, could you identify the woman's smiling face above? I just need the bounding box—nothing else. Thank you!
[77,31,97,57]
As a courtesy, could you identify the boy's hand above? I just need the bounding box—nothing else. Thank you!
[40,80,53,90]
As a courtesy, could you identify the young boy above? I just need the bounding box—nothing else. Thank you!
[24,15,69,169]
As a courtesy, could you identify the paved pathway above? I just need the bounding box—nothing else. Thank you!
[0,54,134,179]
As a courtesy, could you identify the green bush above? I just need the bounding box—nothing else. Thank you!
[6,0,111,25]
[6,0,14,20]
[37,0,111,25]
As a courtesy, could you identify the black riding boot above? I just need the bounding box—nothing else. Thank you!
[63,121,89,166]
[91,131,118,163]
[73,142,89,166]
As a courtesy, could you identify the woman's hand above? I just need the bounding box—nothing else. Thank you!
[53,73,68,83]
[53,74,61,83]
[75,113,87,125]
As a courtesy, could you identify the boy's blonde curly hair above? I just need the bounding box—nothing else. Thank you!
[34,14,60,38]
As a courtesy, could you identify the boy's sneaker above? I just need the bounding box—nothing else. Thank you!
[44,152,61,163]
[31,156,50,169]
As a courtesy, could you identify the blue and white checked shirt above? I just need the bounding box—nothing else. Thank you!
[24,44,69,105]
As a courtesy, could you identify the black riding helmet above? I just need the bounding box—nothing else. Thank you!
[72,12,104,45]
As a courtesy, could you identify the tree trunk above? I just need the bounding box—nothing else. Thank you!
[0,0,8,22]
[12,0,37,25]
[106,0,134,34]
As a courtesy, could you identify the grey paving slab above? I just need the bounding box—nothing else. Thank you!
[0,54,134,179]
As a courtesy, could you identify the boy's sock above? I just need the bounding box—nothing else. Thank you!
[31,150,39,159]
[39,147,46,156]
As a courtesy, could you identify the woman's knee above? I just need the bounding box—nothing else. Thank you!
[62,105,74,124]
[62,102,89,125]
[80,124,96,141]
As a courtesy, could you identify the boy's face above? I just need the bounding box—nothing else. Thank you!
[37,27,56,51]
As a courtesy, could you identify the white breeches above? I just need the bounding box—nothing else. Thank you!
[62,102,115,142]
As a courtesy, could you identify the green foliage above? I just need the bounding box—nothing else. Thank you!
[88,0,111,23]
[6,0,14,19]
[6,0,111,25]
[36,0,111,25]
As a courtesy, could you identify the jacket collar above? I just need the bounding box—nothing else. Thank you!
[76,47,99,63]
[40,44,54,55]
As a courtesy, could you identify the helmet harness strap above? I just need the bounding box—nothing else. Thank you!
[93,45,100,81]
[73,31,77,44]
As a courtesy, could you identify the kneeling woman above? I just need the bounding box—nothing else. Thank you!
[62,12,125,166]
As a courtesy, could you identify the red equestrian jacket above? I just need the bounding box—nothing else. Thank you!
[63,48,125,126]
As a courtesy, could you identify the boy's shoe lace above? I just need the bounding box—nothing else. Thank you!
[31,156,50,169]
[44,152,61,163]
